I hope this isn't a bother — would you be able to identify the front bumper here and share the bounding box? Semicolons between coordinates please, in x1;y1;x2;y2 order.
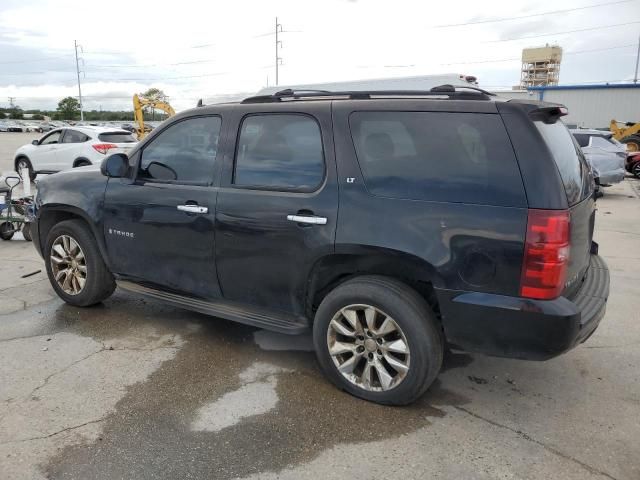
437;254;609;360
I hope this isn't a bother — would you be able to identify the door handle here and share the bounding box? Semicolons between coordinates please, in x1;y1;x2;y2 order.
177;205;208;214
287;214;327;225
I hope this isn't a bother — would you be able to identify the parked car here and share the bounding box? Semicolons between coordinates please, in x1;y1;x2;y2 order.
31;88;609;405
6;123;24;132
0;122;8;132
36;122;56;133
571;129;626;186
627;151;640;178
13;126;137;181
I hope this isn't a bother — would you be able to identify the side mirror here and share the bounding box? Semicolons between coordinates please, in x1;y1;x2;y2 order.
32;139;39;145
100;153;129;178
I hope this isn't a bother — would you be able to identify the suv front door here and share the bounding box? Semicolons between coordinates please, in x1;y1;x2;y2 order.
215;103;338;317
103;115;224;299
31;129;63;171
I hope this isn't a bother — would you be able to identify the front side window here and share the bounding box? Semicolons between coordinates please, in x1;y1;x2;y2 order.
40;130;62;145
349;111;526;206
234;114;324;190
139;116;221;184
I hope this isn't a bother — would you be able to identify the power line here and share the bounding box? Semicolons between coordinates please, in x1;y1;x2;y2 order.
434;0;636;27
486;20;640;42
0;53;74;66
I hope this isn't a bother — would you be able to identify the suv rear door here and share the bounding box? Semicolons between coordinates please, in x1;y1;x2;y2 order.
215;102;338;316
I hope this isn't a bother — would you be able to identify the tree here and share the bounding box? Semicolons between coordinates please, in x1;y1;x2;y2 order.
0;112;5;119
140;88;167;121
57;97;80;120
32;114;44;120
9;109;23;119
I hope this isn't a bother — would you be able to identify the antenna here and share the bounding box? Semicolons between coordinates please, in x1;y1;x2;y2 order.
275;17;283;85
74;40;84;121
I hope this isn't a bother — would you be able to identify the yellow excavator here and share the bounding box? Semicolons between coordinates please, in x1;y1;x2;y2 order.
133;93;175;140
610;119;640;152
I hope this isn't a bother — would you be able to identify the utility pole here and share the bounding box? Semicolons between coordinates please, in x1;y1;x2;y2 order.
74;40;84;121
8;97;15;109
275;17;283;85
634;31;640;84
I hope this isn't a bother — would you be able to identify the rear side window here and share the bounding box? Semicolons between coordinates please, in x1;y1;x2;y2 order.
99;132;136;143
536;121;591;205
349;112;526;206
572;133;590;148
62;130;89;143
234;114;324;191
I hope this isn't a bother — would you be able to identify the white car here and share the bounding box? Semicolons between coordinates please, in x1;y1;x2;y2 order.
14;126;137;181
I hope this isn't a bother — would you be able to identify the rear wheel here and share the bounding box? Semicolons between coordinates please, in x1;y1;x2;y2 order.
22;223;32;242
74;159;91;168
44;219;115;306
313;275;443;405
621;135;640;153
633;162;640;179
15;157;36;182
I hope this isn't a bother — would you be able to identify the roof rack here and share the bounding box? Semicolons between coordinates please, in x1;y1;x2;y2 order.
241;85;495;104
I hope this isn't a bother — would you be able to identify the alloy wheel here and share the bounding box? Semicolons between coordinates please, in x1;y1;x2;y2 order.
327;304;410;392
50;235;87;295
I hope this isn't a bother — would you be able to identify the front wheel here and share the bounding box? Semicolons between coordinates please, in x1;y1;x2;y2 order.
0;222;15;241
44;219;116;306
313;276;443;405
15;157;36;182
633;162;640;179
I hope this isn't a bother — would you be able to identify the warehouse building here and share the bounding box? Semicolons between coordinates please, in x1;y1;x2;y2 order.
491;83;640;129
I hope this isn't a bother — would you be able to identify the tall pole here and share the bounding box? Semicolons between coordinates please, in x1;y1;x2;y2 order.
275;17;282;86
74;40;84;121
634;31;640;84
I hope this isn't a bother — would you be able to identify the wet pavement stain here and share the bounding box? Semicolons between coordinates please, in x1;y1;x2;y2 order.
28;292;471;480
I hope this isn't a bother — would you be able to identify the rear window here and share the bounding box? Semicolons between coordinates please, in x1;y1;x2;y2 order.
98;132;137;143
349;112;526;206
536;121;592;205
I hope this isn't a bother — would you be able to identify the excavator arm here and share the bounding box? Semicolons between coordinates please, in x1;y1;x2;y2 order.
133;94;176;140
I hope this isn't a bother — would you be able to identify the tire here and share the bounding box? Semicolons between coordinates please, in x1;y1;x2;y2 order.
633;162;640;179
313;275;444;405
22;223;32;242
621;135;640;153
44;219;116;307
15;156;36;182
0;222;15;241
74;159;91;168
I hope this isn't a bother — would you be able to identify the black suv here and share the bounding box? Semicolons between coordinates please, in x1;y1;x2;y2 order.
32;87;609;405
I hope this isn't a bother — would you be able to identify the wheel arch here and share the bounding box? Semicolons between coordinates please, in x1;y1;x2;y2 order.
305;248;443;321
72;157;92;168
37;206;111;269
14;154;31;170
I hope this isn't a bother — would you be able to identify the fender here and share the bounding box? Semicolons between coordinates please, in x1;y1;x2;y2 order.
34;168;111;268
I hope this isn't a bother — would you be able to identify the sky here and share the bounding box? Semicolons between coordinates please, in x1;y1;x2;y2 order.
0;0;639;112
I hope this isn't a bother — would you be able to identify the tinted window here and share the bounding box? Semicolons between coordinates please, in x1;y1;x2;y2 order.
99;132;136;143
40;130;62;145
62;130;89;143
349;112;526;206
572;133;590;148
536;121;591;205
139;116;221;184
234;114;324;190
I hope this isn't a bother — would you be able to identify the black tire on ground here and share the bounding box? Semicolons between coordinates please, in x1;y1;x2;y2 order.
14;156;36;182
44;219;116;307
633;162;640;179
621;135;640;153
0;222;15;241
313;275;444;405
22;223;32;242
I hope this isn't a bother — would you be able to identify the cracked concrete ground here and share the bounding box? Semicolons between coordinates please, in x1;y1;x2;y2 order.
0;134;639;479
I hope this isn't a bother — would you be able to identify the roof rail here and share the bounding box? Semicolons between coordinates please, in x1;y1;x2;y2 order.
241;85;495;104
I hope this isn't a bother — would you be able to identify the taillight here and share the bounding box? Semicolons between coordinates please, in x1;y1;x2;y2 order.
92;143;117;154
520;209;570;300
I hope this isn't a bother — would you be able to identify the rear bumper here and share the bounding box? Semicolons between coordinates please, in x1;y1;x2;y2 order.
437;254;609;360
596;168;625;185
